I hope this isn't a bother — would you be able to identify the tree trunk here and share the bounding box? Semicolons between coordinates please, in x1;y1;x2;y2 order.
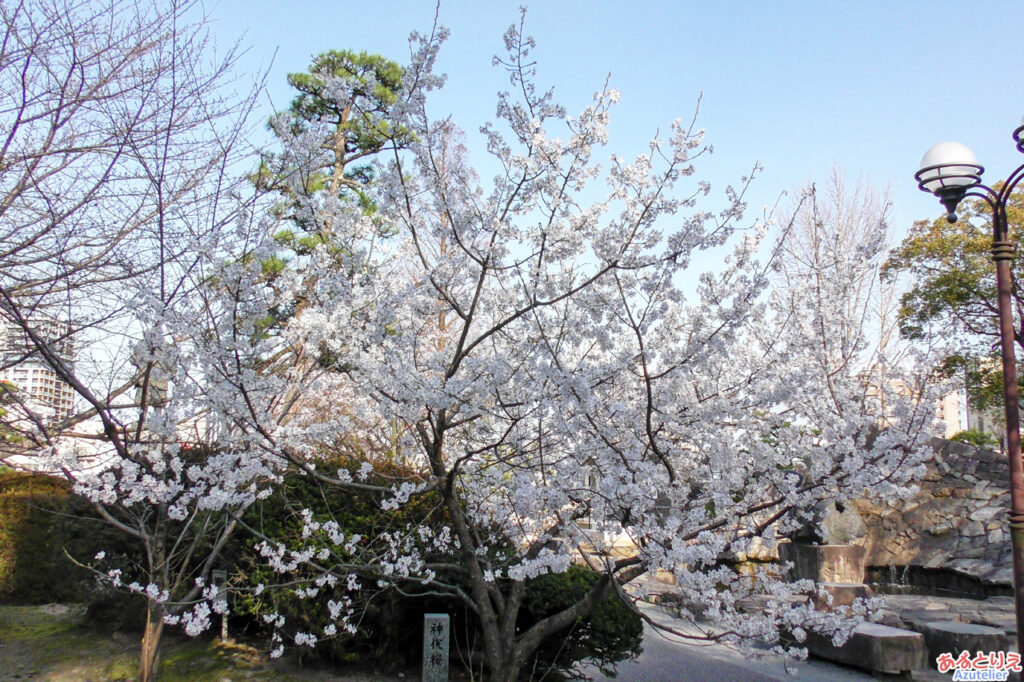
139;600;164;682
493;656;523;682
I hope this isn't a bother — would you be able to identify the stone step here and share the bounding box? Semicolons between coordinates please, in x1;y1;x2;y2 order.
968;609;1018;636
813;582;873;611
916;620;1009;666
806;622;927;674
736;593;809;615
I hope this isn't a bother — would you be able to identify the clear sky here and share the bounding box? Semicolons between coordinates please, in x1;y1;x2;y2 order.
207;0;1023;244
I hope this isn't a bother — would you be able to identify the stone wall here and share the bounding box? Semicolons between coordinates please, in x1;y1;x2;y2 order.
851;438;1010;586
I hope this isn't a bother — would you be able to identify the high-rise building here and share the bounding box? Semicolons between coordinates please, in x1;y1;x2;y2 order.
0;317;75;422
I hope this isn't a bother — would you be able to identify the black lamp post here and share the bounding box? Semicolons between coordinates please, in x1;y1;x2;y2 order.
915;118;1024;656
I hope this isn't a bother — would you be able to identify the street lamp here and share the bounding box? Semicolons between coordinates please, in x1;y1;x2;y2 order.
916;119;1024;656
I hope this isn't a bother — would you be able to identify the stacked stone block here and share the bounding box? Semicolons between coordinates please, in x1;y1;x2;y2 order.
852;438;1011;587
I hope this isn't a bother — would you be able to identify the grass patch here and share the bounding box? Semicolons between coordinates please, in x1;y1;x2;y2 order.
0;604;137;679
0;605;80;639
157;638;265;681
0;603;407;680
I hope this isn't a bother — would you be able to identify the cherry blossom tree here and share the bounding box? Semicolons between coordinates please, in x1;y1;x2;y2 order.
216;15;940;681
0;1;267;679
0;3;940;678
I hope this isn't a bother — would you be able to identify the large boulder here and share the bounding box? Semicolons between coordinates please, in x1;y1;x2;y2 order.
821;502;867;545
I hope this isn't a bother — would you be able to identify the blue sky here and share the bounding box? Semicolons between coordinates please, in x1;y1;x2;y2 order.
208;0;1023;243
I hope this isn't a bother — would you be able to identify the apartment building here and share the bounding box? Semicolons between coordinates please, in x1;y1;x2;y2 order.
0;317;75;421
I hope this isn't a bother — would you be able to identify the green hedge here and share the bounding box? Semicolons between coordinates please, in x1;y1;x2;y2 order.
230;458;642;678
0;471;128;604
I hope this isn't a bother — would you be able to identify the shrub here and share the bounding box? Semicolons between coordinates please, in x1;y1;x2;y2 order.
230;456;446;668
951;428;1000;449
520;565;643;679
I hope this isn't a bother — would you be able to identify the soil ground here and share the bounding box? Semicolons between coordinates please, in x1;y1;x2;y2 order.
0;603;410;681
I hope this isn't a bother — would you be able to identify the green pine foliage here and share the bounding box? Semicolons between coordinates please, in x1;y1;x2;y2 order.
256;49;412;248
252;50;410;341
285;51;411;155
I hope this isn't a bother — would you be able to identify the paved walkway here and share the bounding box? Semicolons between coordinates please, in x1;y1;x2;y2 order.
582;602;875;682
589;575;1019;682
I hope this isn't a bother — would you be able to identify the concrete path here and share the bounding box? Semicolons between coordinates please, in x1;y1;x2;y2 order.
581;603;875;682
578;574;1020;681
